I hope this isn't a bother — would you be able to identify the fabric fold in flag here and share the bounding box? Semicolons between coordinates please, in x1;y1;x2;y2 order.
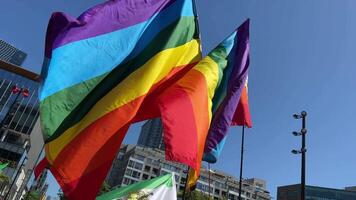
39;0;200;199
96;173;176;200
202;19;251;164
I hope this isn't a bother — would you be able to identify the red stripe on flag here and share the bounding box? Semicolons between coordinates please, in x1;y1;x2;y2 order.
231;86;252;128
34;158;49;180
158;69;210;170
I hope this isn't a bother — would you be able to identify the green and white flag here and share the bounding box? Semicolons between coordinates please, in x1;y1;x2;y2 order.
97;173;177;200
0;162;8;171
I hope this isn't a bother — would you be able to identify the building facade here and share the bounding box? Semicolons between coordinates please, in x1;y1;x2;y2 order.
0;59;41;199
277;184;356;200
106;145;271;200
0;40;27;66
137;118;165;150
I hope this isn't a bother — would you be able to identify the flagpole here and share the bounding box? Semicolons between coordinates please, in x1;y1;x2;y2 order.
192;0;203;57
183;2;200;199
208;163;211;199
238;126;245;200
192;0;200;40
182;166;190;200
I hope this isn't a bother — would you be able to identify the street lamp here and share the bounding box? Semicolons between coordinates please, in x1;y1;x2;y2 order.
291;111;307;200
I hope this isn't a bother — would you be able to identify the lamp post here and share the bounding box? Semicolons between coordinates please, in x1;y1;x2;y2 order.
291;111;307;200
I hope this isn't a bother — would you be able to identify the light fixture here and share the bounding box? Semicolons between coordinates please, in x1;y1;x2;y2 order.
291;149;301;154
292;131;302;136
293;114;302;119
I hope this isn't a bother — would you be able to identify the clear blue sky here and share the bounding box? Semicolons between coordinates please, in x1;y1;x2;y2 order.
1;0;356;198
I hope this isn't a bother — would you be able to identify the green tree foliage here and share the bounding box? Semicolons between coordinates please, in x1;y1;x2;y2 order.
22;191;40;200
58;181;112;199
0;172;9;184
98;181;112;196
57;189;67;200
178;190;213;200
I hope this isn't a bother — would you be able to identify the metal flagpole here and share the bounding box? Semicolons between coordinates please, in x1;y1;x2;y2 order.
238;126;245;200
208;163;211;199
192;0;202;56
182;166;190;200
192;0;201;41
183;1;201;199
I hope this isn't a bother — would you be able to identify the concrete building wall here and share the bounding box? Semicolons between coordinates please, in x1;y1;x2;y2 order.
107;145;271;200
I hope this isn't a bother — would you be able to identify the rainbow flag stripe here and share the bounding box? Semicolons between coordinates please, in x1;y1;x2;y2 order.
39;0;200;198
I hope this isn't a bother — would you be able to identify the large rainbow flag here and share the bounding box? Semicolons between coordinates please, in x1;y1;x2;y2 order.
202;19;251;164
37;0;201;199
156;19;251;190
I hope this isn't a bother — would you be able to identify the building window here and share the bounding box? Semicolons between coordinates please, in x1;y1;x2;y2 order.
152;168;159;175
128;159;143;170
123;178;130;185
134;154;145;161
134;162;143;170
142;174;149;180
125;169;133;176
144;165;151;172
215;189;220;195
132;171;141;179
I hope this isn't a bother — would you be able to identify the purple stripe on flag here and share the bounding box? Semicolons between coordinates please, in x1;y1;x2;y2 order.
44;0;176;57
204;19;250;158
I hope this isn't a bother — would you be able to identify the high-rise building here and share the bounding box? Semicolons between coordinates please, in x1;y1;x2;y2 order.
0;40;27;66
0;59;40;199
106;145;271;200
137;118;165;150
345;186;356;192
277;184;356;200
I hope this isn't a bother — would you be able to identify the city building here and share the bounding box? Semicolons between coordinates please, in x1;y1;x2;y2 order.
0;40;27;66
277;184;356;200
0;59;41;199
106;145;271;200
137;118;165;150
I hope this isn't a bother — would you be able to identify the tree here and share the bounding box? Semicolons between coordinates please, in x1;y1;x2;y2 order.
98;181;112;195
58;181;112;199
22;191;40;200
178;190;212;200
57;189;67;200
0;172;9;184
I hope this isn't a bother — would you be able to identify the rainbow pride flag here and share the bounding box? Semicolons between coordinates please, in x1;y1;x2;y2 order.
156;19;251;190
203;19;251;164
202;19;251;165
38;0;200;198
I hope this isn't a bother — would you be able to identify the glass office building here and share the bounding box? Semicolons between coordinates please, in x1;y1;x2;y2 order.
277;184;356;200
0;40;27;66
137;118;165;150
0;60;39;181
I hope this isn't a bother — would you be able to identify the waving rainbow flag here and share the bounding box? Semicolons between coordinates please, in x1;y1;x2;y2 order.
38;0;200;199
202;19;251;164
156;19;251;190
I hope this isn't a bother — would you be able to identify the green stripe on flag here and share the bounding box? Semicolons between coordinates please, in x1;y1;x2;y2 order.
0;163;8;171
97;173;174;200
